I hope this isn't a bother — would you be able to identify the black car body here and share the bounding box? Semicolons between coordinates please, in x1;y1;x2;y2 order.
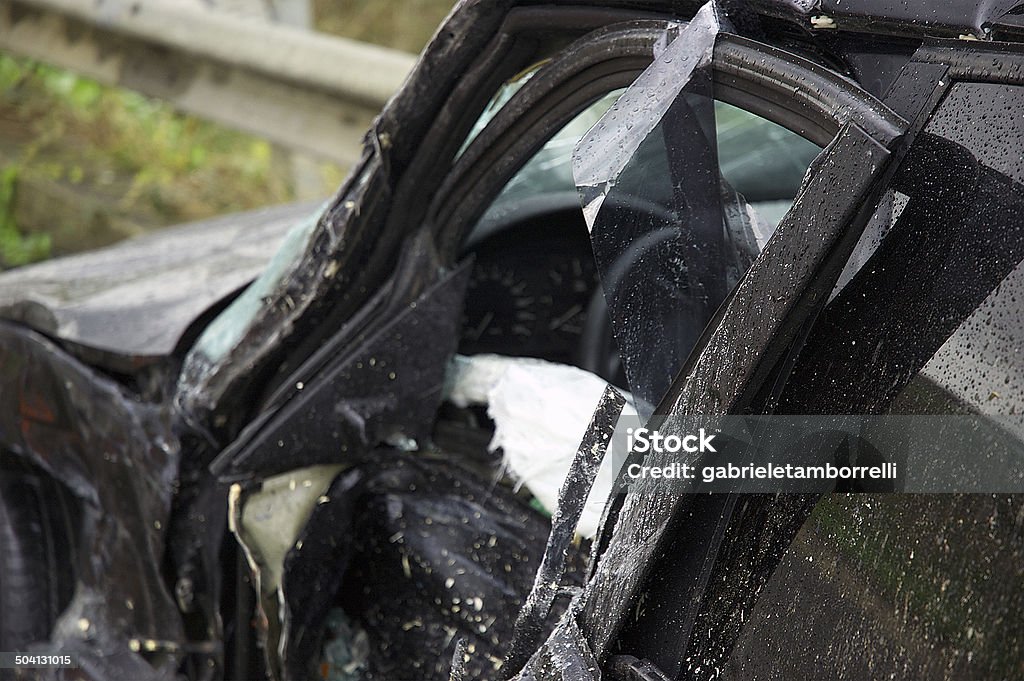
2;0;1024;679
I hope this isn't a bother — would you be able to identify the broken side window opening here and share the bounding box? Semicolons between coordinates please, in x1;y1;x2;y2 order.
572;2;820;419
219;10;748;678
555;41;1024;681
549;9;913;681
185;7;963;681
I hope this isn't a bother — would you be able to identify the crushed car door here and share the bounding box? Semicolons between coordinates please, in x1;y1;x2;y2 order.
715;44;1024;681
508;5;947;680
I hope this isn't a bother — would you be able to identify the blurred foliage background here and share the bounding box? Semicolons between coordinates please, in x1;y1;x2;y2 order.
0;0;456;268
315;0;455;52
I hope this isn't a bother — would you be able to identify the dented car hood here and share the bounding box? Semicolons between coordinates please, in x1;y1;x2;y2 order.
0;201;320;371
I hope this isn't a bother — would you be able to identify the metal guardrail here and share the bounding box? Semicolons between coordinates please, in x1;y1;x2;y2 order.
0;0;418;165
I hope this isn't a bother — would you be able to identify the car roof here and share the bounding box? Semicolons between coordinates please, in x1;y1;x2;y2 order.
582;0;1024;41
772;0;1024;38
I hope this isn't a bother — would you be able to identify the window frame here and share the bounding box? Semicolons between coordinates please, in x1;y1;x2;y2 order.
575;42;1024;680
513;31;935;681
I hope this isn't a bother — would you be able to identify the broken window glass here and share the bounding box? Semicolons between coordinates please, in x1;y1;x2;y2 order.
571;6;821;416
459;13;820;405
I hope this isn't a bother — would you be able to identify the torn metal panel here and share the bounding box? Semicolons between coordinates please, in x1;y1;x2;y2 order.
172;231;474;672
574;4;775;418
559;10;780;674
504;385;625;677
174;0;522;428
576;121;895;668
0;321;183;680
277;452;578;681
172;2;683;436
2;3;1022;681
189;234;474;676
209;239;472;481
565;4;922;669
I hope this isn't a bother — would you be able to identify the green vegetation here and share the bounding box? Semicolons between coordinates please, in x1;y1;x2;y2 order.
315;0;455;53
0;164;50;266
0;2;455;267
0;53;308;264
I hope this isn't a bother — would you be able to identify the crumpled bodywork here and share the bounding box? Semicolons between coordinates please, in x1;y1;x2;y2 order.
169;231;477;679
507;0;914;677
0;321;182;680
174;0;524;430
5;1;1024;680
0;202;314;373
211;240;472;482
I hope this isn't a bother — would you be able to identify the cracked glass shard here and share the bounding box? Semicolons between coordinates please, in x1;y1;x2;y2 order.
573;2;772;417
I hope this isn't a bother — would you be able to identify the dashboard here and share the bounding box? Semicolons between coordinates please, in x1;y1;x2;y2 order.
458;210;601;368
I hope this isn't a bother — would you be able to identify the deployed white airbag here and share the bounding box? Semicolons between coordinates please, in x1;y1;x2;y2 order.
444;354;636;538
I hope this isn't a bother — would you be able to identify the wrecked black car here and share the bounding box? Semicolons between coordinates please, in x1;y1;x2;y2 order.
2;0;1024;679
